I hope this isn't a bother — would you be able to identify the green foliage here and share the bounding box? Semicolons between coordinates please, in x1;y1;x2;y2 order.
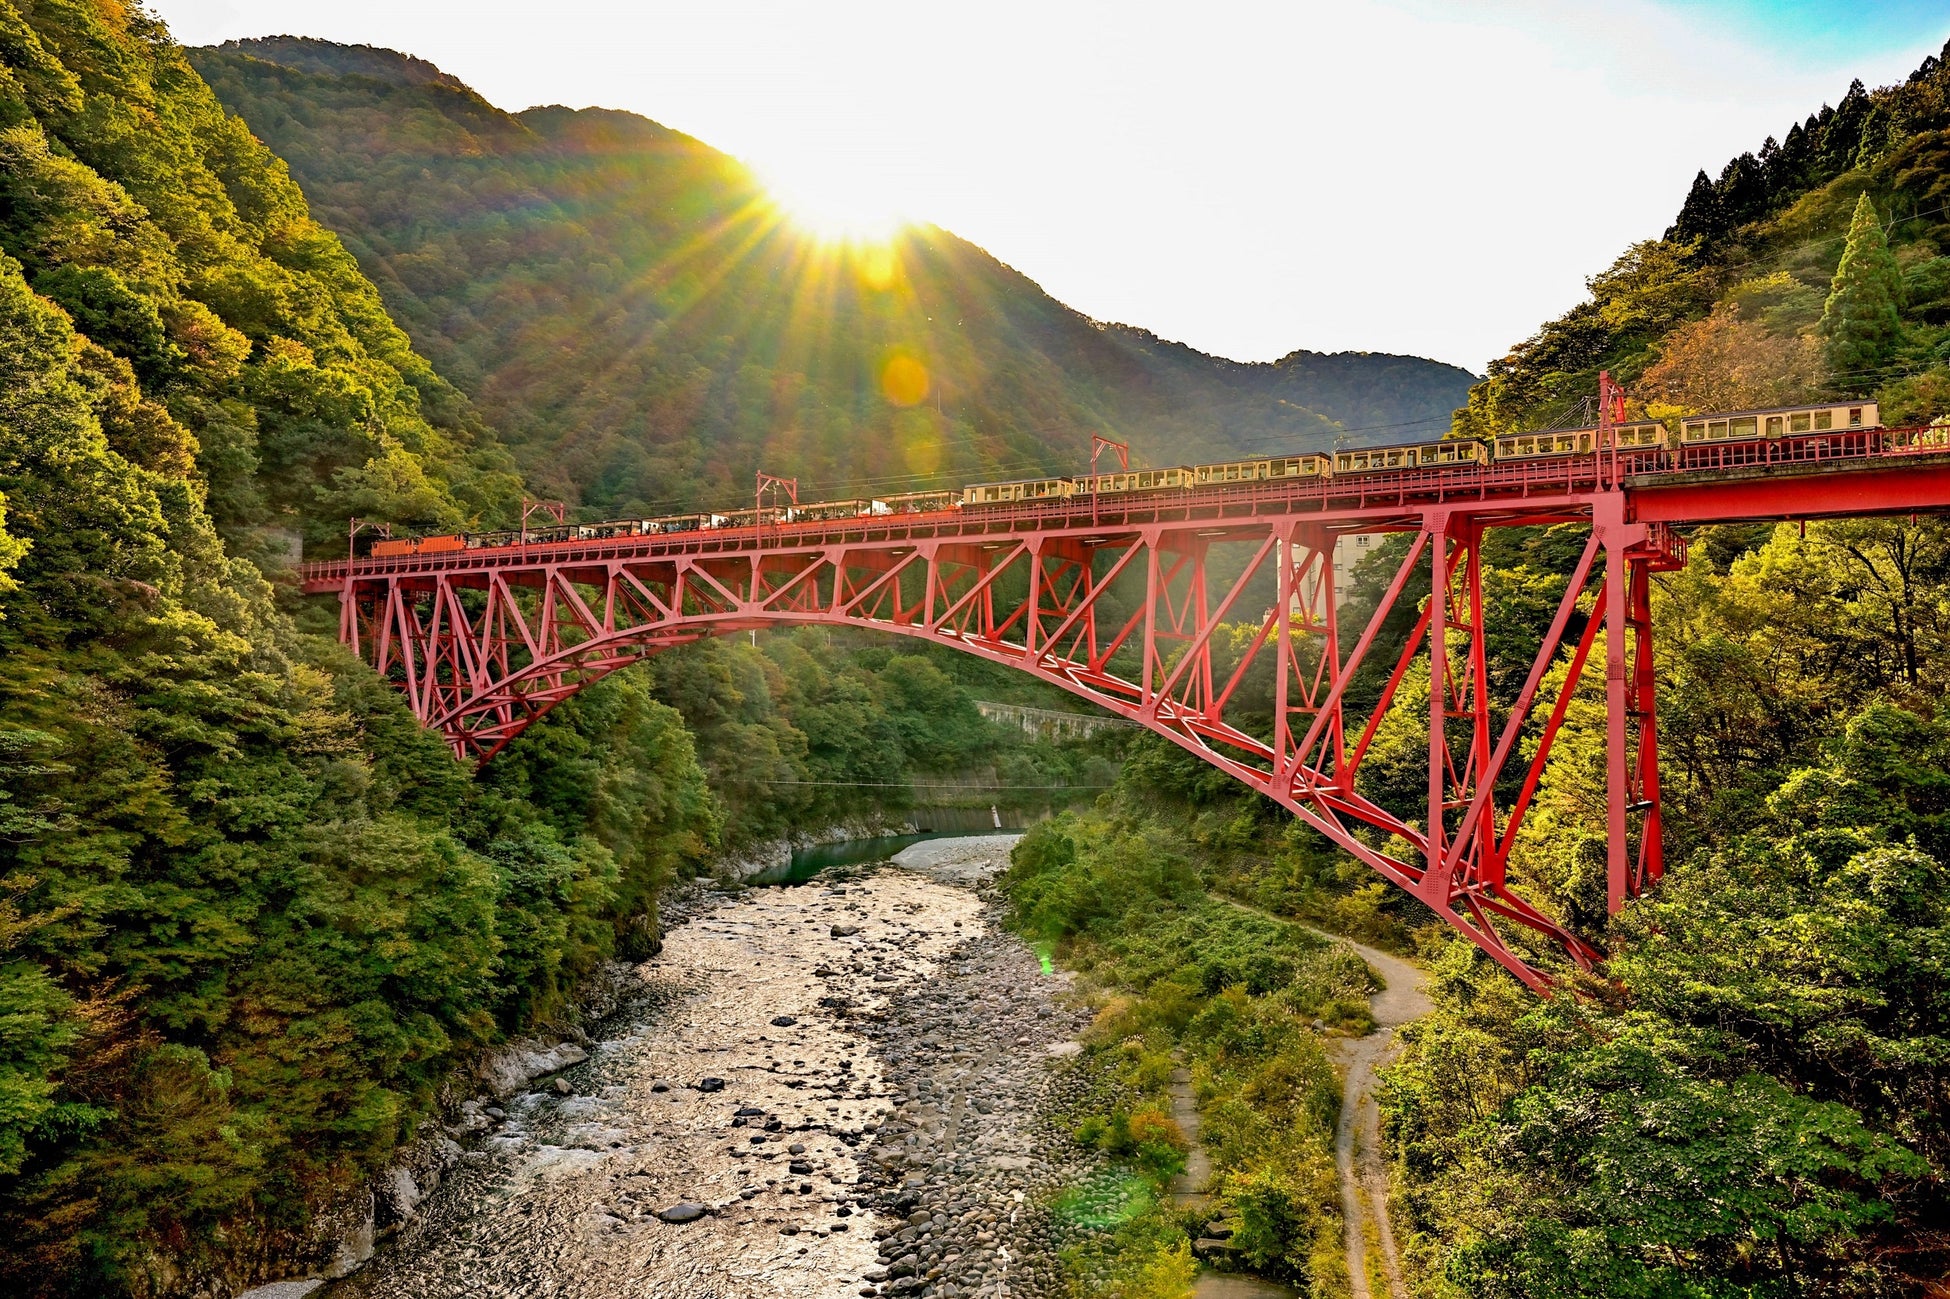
1381;525;1950;1294
0;1;518;553
1822;193;1904;376
0;8;729;1290
1004;782;1379;1295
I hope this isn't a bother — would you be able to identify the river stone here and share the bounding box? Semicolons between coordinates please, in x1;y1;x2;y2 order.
830;924;862;937
771;1015;798;1027
696;1077;727;1093
656;1201;709;1224
789;1159;814;1174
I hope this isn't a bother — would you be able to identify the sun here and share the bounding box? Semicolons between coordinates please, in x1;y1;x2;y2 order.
756;160;910;245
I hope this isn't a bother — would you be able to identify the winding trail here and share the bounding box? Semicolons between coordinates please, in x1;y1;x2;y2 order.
1201;901;1429;1299
1319;934;1429;1299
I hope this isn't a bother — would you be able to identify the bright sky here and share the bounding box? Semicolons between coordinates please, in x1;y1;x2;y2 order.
158;0;1947;373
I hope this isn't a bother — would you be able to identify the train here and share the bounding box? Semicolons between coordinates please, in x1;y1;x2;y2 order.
366;399;1889;558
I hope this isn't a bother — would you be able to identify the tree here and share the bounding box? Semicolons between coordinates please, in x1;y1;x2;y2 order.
1637;301;1826;414
1822;193;1903;377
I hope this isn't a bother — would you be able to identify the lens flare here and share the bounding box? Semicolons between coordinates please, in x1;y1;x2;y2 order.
880;353;930;407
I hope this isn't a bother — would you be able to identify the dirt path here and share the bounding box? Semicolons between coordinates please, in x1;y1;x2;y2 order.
1211;900;1429;1299
1321;934;1428;1299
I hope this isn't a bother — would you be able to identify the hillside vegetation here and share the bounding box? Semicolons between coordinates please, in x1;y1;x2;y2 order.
0;6;1093;1295
1376;37;1950;1299
189;37;1477;521
1457;38;1950;436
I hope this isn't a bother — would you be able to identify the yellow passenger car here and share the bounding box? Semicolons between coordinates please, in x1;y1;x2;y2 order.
1191;455;1331;484
1678;401;1879;445
1081;467;1191;494
962;477;1080;506
1493;422;1668;459
1333;440;1488;474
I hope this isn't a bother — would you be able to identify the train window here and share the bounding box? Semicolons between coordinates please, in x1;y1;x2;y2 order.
1814;411;1833;430
1791;413;1811;433
1765;416;1783;437
1730;417;1757;438
1849;407;1864;427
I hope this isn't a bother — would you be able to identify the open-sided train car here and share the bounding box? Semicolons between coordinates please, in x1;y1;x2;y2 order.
876;490;959;514
783;499;873;523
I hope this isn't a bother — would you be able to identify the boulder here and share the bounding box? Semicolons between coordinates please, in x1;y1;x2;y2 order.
656;1201;709;1224
477;1039;589;1100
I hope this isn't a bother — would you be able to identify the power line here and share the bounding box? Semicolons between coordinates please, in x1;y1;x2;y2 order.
745;779;1115;790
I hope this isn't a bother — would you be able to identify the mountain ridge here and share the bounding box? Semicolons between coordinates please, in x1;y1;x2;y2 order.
192;37;1477;519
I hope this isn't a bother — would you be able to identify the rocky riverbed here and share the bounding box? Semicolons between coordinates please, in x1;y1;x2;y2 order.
313;835;1099;1299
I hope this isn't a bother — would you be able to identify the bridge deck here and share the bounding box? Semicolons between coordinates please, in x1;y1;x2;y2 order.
300;440;1950;591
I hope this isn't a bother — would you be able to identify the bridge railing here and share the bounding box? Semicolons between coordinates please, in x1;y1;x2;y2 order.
297;424;1950;586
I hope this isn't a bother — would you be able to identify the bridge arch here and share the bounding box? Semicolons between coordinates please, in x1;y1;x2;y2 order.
306;447;1950;988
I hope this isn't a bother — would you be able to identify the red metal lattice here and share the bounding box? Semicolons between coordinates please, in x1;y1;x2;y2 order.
302;437;1950;989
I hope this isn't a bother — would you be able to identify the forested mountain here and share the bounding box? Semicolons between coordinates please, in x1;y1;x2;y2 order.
189;38;1477;523
1457;38;1950;437
0;6;1094;1295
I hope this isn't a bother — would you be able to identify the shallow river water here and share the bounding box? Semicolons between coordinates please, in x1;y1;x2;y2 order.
316;835;1106;1299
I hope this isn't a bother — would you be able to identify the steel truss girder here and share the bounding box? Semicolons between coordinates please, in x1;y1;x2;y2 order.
336;497;1684;990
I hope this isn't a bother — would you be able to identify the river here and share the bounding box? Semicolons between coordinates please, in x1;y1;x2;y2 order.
243;833;1417;1299
287;835;1103;1299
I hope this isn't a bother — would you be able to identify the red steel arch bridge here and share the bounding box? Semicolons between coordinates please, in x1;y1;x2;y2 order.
302;434;1950;989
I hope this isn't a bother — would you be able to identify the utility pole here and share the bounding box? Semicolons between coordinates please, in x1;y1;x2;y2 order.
1598;370;1625;489
756;470;799;514
520;497;566;547
348;517;391;564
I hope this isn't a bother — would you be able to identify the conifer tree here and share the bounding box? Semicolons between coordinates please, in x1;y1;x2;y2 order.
1822;193;1903;376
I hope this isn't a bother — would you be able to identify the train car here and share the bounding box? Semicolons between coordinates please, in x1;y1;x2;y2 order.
1191;454;1331;485
643;513;713;535
1677;401;1879;447
874;490;959;515
1080;467;1192;494
1493;422;1668;460
784;499;873;523
1334;439;1488;474
575;520;642;541
710;507;785;530
963;477;1079;506
369;534;467;558
467;530;519;549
